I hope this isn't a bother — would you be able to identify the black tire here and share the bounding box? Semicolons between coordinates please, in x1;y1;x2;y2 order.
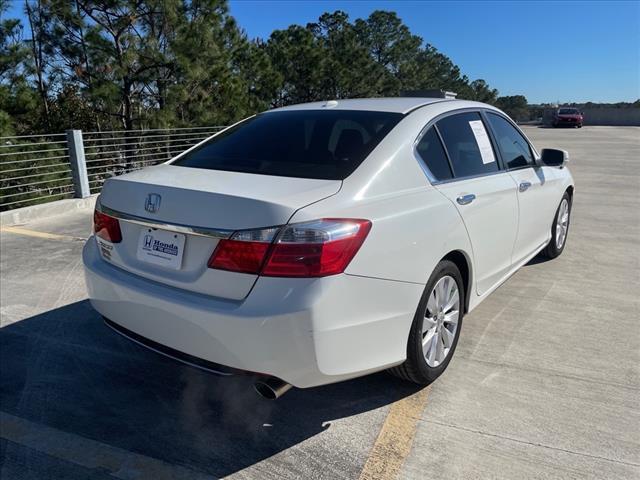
389;260;464;385
542;192;571;259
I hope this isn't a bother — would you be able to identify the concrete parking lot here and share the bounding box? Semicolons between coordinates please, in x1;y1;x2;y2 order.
1;126;639;479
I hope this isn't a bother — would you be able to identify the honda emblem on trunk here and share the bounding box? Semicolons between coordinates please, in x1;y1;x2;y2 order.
144;193;161;213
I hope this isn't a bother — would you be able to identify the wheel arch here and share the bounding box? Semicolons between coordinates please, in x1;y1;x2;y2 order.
441;250;472;314
566;185;574;201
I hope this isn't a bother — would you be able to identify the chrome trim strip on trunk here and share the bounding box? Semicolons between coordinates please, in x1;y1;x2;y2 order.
96;201;233;239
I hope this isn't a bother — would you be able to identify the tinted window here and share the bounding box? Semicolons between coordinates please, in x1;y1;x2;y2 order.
416;127;452;181
172;110;403;180
436;112;499;178
486;113;534;169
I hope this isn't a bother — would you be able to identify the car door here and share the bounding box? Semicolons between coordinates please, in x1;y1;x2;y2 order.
484;112;559;265
428;111;519;296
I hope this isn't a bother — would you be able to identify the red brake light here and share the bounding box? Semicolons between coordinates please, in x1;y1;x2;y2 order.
262;219;371;277
208;226;280;274
208;240;270;274
207;219;371;277
94;209;122;243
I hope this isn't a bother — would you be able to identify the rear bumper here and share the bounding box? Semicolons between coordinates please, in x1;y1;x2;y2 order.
83;237;423;388
554;118;582;126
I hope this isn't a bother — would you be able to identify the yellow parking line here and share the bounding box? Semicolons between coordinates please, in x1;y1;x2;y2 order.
0;225;85;242
358;386;431;480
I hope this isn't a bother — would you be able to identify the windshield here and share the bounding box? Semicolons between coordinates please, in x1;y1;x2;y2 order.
558;108;579;115
171;110;404;180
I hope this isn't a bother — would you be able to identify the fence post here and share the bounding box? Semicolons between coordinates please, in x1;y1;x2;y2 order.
66;129;90;198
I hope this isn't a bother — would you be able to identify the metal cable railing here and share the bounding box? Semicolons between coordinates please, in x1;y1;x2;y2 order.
0;126;226;211
81;127;224;194
0;134;73;210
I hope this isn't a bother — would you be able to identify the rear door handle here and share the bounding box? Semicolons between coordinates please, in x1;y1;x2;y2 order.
456;194;476;205
519;181;532;192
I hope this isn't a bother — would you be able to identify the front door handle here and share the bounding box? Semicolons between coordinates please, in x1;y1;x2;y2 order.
519;181;532;192
456;194;476;205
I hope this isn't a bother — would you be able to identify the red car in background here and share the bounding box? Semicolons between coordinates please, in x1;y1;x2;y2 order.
553;108;584;128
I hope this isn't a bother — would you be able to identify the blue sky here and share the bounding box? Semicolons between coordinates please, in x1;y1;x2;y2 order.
4;0;639;103
228;0;639;103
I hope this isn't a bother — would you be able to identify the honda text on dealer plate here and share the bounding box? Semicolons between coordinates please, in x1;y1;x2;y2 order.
83;98;574;399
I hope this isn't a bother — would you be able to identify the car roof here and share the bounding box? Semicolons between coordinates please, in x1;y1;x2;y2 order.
267;97;457;114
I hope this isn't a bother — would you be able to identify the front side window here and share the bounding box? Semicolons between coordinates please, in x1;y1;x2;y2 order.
416;127;453;181
436;112;500;178
486;113;534;169
172;110;403;180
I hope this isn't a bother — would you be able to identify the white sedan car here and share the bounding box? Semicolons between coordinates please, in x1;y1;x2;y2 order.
83;98;574;399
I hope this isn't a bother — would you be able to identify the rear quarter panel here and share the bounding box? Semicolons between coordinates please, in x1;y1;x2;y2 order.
292;188;471;286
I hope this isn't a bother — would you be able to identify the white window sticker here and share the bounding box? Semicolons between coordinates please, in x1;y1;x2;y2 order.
468;120;496;164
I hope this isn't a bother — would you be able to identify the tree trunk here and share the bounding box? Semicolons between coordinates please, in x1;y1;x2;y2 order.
122;85;134;131
25;0;51;129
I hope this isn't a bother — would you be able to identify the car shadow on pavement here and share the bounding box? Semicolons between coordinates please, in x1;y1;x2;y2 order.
525;252;553;266
0;300;419;478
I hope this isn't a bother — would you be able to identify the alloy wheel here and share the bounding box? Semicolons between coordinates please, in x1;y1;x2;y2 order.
555;198;570;249
422;275;460;367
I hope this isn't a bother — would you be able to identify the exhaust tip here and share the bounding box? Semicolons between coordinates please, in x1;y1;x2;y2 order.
254;377;291;400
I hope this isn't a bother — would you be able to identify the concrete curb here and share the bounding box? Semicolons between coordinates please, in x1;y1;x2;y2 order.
0;195;97;227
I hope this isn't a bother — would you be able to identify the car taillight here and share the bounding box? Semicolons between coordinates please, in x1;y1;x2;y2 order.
93;209;122;243
263;219;371;277
208;219;371;277
208;226;280;274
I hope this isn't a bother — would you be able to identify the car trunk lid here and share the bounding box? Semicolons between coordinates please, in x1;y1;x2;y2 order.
95;164;341;300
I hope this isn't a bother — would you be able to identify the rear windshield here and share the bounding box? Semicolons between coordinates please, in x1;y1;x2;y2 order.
171;110;403;180
558;108;579;115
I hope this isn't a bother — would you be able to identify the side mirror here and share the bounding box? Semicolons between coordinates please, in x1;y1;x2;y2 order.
538;148;569;167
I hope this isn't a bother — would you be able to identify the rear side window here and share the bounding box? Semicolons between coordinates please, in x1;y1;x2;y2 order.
486;113;534;169
436;112;499;178
172;110;403;180
416;127;452;181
